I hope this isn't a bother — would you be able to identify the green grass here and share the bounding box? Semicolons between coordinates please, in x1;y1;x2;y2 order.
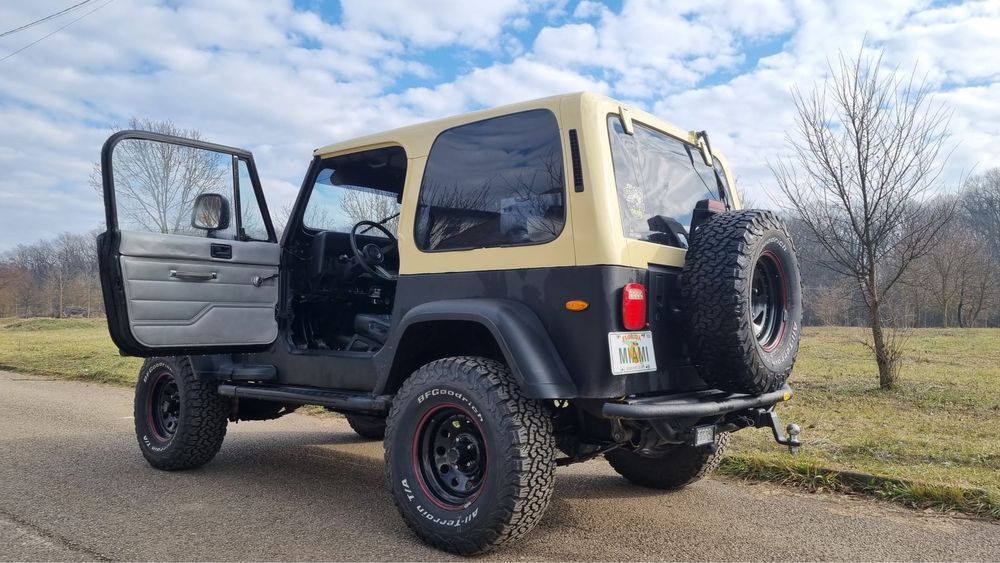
1;318;997;515
0;317;141;385
722;326;1000;518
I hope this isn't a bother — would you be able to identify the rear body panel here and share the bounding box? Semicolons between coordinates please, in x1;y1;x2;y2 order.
389;265;704;398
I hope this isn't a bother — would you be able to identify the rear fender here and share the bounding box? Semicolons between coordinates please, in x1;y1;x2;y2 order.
377;299;577;399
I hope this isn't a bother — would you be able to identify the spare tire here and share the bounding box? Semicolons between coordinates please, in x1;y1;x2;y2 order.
681;210;802;394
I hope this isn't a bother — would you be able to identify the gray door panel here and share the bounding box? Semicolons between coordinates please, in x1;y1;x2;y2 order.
119;231;279;264
118;231;279;349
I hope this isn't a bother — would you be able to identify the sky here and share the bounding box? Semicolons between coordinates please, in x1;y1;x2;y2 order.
1;0;998;250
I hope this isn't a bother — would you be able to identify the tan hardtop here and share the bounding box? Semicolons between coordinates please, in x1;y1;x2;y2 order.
311;90;738;275
312;91;713;161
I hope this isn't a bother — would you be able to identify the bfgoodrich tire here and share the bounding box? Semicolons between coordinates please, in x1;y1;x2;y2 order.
384;357;556;555
134;356;229;471
682;210;802;394
606;433;730;490
345;413;386;440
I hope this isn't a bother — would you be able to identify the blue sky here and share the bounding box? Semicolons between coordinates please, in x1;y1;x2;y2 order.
1;0;999;249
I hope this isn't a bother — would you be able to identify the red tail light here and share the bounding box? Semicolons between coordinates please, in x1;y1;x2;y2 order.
622;282;647;330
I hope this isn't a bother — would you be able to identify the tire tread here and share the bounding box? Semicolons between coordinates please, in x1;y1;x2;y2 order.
681;210;800;394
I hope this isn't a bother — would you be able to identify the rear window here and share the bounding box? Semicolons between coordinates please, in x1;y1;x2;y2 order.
414;109;565;251
608;116;727;241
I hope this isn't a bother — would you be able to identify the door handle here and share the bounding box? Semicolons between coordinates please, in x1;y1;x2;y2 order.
251;273;279;287
170;270;217;281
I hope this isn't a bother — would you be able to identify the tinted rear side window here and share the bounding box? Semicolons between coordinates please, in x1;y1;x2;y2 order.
415;109;565;251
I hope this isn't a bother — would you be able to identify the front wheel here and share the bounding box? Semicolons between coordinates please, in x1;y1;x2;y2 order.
384;357;556;555
134;356;229;471
605;433;731;490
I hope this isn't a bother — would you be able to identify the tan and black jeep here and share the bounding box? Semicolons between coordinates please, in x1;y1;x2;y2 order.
97;92;802;555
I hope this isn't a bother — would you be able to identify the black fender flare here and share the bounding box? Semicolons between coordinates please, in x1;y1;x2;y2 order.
377;298;577;399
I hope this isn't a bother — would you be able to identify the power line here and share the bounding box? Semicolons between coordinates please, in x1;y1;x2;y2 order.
0;1;94;38
0;0;114;64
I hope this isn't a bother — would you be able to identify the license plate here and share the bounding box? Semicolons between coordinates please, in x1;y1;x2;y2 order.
608;331;657;375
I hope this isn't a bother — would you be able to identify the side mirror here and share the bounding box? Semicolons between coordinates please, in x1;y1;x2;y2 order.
191;193;230;231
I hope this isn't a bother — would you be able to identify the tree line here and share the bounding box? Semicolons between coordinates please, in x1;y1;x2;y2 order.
1;165;996;324
790;176;999;329
0;230;102;318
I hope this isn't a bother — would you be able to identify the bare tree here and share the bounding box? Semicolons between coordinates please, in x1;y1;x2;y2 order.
1;232;101;318
340;187;400;235
90;118;229;234
772;48;953;389
733;177;757;209
962;169;1000;262
915;216;994;327
0;263;31;317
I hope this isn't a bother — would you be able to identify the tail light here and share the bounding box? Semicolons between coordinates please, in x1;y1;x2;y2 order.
622;282;647;330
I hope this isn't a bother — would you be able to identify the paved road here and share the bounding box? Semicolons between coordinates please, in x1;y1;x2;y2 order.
1;371;997;561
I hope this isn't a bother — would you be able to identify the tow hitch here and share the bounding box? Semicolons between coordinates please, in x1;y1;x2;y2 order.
755;409;801;454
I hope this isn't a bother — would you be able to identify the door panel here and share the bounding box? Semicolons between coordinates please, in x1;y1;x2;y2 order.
98;130;280;356
118;232;279;348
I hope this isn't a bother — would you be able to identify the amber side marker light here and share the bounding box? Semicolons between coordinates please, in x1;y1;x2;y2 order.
565;300;589;312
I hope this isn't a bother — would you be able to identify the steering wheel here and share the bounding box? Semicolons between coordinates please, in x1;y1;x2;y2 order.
349;221;398;281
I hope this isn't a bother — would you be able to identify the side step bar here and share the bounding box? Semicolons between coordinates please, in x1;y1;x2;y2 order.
217;383;392;416
602;384;793;419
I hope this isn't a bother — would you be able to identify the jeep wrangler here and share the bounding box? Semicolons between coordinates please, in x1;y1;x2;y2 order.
97;92;802;555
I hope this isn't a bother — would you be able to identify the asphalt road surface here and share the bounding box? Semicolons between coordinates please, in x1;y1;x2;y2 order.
1;370;997;561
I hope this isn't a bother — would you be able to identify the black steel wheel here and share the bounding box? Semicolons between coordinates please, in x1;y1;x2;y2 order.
751;250;787;351
384;357;555;555
134;356;229;471
416;406;487;507
147;369;180;441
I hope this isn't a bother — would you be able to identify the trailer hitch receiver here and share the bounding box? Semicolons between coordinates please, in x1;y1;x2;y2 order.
755;409;801;454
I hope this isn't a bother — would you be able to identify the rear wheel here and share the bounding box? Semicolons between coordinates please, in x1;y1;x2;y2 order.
345;413;386;440
384;357;555;555
605;433;731;490
134;356;228;471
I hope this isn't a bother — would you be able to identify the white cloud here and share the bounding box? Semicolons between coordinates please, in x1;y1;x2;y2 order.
339;0;531;50
0;0;998;248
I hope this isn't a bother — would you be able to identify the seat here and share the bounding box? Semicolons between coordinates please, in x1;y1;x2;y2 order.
353;313;391;344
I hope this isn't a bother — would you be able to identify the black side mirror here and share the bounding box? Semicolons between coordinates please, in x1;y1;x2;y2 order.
191;193;230;231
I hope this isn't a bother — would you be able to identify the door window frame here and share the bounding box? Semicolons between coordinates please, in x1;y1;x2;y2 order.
101;130;277;243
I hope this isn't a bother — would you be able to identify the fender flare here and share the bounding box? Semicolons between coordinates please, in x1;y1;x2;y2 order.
378;298;578;399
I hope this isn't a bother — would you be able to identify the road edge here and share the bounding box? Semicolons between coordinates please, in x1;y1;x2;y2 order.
719;455;1000;520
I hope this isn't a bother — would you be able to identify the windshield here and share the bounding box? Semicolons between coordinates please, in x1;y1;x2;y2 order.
303;146;406;238
607;116;728;242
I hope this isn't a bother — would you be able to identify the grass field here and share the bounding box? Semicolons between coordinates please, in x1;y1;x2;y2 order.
1;318;997;515
0;318;141;385
722;327;1000;517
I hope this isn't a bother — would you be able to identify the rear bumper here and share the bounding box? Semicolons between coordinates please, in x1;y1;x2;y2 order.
602;384;792;419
